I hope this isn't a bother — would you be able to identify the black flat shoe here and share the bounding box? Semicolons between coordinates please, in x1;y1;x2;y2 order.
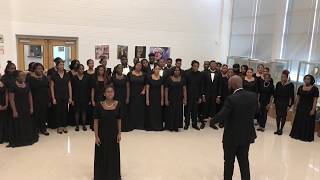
184;126;189;130
200;123;205;129
278;130;283;135
274;131;279;135
83;126;87;131
75;127;79;131
41;131;50;136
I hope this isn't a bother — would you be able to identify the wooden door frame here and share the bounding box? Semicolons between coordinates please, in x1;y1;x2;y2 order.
16;35;78;70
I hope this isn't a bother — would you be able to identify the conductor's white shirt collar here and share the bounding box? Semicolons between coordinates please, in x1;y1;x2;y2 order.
233;88;243;94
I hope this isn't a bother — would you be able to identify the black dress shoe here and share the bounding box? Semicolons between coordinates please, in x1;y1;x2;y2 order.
75;127;79;131
218;123;224;128
184;126;189;130
41;131;50;136
200;123;205;129
210;124;218;130
83;126;87;131
274;131;279;135
192;125;200;130
278;130;283;135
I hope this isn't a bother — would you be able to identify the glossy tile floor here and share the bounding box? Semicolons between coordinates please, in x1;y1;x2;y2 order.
1;119;320;180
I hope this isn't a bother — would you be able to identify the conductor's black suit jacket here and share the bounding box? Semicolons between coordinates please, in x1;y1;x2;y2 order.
215;89;258;145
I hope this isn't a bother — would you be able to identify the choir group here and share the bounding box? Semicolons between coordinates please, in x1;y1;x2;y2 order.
0;53;319;150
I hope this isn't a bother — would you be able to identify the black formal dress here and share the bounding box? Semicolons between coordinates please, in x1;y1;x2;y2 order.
258;81;274;128
68;71;76;126
8;84;38;147
111;75;130;132
146;76;163;131
165;77;186;131
92;78;111;103
51;72;70;128
243;78;259;94
128;72;146;130
273;82;295;132
94;102;121;180
84;71;95;127
215;89;258;180
0;82;8;143
47;67;57;129
72;75;90;113
290;86;319;142
28;75;50;133
184;70;203;127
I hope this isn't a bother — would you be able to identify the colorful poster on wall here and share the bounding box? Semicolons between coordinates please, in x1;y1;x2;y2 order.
0;34;4;43
135;46;146;58
95;45;109;60
150;47;170;60
117;45;128;59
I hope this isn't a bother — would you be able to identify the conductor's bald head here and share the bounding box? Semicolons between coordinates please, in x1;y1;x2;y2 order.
228;75;243;92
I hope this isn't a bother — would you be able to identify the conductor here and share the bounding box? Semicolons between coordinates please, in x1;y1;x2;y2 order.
215;75;257;180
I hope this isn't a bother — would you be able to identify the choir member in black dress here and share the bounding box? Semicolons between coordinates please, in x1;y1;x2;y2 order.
273;70;294;135
253;64;264;80
94;85;121;180
85;59;95;129
184;60;203;130
290;75;319;142
257;73;274;132
243;68;259;94
73;64;90;131
120;55;132;75
68;60;80;126
240;65;248;79
164;67;187;131
146;64;164;131
26;62;35;82
47;57;62;129
216;62;222;70
28;63;50;136
0;61;17;143
111;64;130;132
91;65;111;108
8;71;38;147
50;60;73;134
99;55;112;77
128;62;146;130
0;74;9;144
133;57;139;65
203;61;222;129
141;58;151;74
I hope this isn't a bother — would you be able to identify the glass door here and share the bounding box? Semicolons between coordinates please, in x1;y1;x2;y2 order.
48;40;77;70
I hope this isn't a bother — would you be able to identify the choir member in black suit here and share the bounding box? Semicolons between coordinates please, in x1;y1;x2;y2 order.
218;64;229;111
0;74;9;144
184;60;203;130
146;64;164;131
215;75;257;180
164;67;187;131
72;64;90;131
198;61;210;129
243;68;259;94
111;64;130;132
0;61;17;143
28;63;50;136
50;60;73;134
290;75;319;142
273;70;294;135
157;59;166;77
141;58;151;74
85;59;95;129
257;73;274;132
91;65;111;108
148;53;156;70
166;58;173;69
47;57;61;129
94;85;121;180
240;65;248;79
120;55;132;75
203;61;222;129
9;71;38;147
128;62;146;130
68;60;80;126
